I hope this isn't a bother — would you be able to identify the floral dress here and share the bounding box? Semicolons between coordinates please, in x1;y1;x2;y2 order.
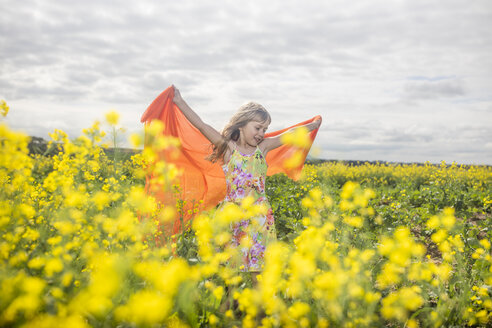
220;145;277;272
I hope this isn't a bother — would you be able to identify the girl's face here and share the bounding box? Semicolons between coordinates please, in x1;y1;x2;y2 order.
240;120;269;147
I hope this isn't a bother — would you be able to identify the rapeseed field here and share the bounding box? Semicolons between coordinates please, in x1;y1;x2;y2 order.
1;105;491;327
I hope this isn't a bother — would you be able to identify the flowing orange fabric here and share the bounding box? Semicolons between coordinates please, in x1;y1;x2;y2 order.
141;86;321;235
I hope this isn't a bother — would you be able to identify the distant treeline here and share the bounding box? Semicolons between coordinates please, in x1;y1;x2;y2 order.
27;136;140;159
28;136;489;168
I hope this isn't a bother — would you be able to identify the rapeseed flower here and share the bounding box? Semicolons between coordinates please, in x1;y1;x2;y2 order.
115;290;172;325
381;286;424;322
280;126;311;149
129;133;143;148
0;100;9;117
105;110;120;125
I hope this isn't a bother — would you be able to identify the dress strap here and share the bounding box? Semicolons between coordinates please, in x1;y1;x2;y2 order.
230;142;259;157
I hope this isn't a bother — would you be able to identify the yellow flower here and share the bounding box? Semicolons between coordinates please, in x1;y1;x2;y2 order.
381;287;423;322
288;301;310;319
105;110;120;125
115;290;172;325
433;263;452;281
92;191;111;210
475;310;489;325
240;236;253;249
377;262;403;288
341;181;358;199
28;257;45;269
129;133;143;148
479;239;491;250
62;272;73;287
0;99;9;117
127;186;156;213
407;318;419;328
214;232;231;246
145;120;165;136
283;150;304;169
51;287;64;299
426;215;440;230
160;206;176;223
360;249;375;262
45;258;64;277
23;276;46;294
343;215;364;228
280;126;310;149
209;314;219;325
213;286;224;301
431;229;447;244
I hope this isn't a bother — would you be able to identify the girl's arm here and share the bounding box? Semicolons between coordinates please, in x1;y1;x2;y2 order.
261;118;321;155
172;86;224;147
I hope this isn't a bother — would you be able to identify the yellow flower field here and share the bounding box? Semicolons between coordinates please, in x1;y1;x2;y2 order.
1;106;491;327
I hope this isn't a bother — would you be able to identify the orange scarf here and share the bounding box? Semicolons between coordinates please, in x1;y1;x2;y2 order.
141;86;321;236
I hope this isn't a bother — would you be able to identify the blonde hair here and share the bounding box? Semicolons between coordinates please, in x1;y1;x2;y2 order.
207;102;271;163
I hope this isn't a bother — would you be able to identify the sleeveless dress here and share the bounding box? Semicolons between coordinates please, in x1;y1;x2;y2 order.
220;145;277;272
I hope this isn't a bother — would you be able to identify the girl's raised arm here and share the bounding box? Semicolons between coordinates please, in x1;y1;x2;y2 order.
172;86;224;147
261;118;322;156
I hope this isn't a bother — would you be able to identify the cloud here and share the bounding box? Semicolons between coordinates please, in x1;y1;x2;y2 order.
1;0;491;164
314;120;492;164
403;78;466;100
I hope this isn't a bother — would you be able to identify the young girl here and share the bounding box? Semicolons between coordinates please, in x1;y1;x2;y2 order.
172;85;321;273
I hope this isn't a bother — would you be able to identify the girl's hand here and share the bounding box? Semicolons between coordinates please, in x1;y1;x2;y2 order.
304;118;322;133
172;85;183;105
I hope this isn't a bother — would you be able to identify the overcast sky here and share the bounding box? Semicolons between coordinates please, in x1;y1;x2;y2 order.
1;0;491;164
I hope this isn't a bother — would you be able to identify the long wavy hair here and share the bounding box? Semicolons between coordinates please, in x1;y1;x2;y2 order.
207;102;271;163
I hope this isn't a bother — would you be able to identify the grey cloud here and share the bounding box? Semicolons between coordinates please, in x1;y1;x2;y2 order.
403;79;466;100
381;129;434;143
1;0;492;164
316;120;492;164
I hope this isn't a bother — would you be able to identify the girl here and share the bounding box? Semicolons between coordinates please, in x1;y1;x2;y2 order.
172;85;321;274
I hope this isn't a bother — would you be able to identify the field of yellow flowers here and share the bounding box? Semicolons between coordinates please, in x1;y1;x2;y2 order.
1;105;491;327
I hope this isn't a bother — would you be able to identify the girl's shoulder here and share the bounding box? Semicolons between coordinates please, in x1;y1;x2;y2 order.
258;141;269;158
